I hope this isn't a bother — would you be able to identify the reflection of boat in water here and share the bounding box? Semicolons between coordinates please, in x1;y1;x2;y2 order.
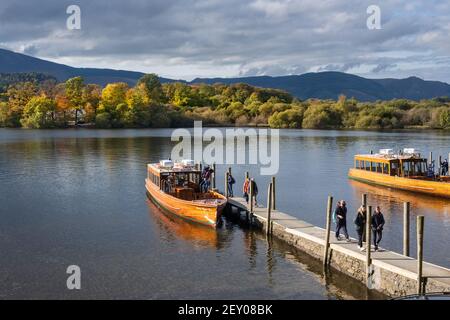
147;198;220;248
348;149;450;198
145;159;227;228
349;180;450;213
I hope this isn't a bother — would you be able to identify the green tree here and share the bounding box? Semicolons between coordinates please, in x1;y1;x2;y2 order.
65;77;84;125
302;103;342;129
20;96;57;128
136;74;165;104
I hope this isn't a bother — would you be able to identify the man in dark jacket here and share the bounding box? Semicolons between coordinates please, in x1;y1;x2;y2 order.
441;159;449;176
372;206;385;251
354;206;366;250
335;200;350;241
227;173;235;197
250;178;258;206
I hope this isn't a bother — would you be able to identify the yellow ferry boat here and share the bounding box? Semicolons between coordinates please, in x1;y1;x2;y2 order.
348;149;450;198
145;159;227;228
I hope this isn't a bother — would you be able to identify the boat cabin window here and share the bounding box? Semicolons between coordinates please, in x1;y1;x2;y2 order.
158;171;202;194
354;156;428;177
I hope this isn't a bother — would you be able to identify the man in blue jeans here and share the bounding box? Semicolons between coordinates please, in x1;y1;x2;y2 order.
335;200;350;242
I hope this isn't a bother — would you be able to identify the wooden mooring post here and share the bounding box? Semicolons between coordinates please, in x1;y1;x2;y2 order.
323;196;333;268
249;178;254;218
244;171;249;220
417;215;425;295
366;205;372;287
224;171;229;198
403;202;410;256
212;163;216;189
266;183;273;236
362;193;367;207
271;176;276;210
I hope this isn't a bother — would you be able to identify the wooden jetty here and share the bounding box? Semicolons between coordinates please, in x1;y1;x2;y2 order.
225;179;450;298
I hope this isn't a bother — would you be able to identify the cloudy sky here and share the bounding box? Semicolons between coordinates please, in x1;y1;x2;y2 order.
0;0;449;81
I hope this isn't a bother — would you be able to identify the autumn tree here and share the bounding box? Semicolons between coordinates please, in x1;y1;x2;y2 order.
4;82;37;127
20;96;57;128
65;77;84;125
136;74;165;104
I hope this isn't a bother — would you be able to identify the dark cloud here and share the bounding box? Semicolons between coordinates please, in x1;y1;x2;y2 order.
0;0;449;81
372;63;397;73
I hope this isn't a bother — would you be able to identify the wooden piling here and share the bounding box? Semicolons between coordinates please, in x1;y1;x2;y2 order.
429;152;433;165
323;196;333;268
417;215;425;295
366;205;372;286
266;183;273;236
403;202;410;256
249;179;254;215
225;171;229;198
212;163;216;189
439;156;442;175
244;172;249;220
271;176;276;210
362;193;367;207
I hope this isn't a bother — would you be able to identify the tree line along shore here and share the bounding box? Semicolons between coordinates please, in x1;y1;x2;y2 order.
0;73;450;129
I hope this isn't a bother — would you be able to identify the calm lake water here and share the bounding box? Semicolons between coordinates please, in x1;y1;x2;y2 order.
0;128;449;299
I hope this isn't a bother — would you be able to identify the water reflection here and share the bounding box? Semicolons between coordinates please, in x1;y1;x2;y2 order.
349;180;450;216
147;199;221;249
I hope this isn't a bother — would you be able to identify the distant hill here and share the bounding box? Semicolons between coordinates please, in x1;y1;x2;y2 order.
1;48;450;101
192;72;450;101
0;48;175;86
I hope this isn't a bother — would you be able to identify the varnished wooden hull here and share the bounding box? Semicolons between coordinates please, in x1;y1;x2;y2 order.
348;168;450;198
145;178;227;228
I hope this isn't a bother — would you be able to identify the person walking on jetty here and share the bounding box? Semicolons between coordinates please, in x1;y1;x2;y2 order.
441;158;449;176
334;200;350;242
250;178;259;206
243;178;250;203
371;206;385;251
354;205;366;251
227;172;235;197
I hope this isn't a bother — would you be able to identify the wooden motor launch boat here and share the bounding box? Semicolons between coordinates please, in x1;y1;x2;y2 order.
145;159;227;228
348;148;450;198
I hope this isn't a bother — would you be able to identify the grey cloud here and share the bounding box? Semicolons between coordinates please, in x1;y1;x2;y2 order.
372;63;397;73
0;0;449;81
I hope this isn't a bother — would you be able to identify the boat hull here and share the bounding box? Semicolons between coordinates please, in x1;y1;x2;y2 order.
145;178;227;228
348;168;450;198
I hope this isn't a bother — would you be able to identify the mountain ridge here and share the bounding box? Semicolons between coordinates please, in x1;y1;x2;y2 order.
1;48;450;101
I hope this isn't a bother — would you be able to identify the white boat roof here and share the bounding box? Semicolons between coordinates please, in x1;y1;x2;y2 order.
147;162;201;174
355;153;426;161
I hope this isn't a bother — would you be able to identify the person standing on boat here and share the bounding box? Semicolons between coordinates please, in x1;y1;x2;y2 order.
354;206;366;250
204;167;213;192
243;178;250;203
334;200;350;241
371;206;385;251
227;173;235;197
199;165;210;192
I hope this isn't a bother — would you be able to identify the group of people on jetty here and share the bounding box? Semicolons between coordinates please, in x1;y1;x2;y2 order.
334;200;385;251
199;167;385;252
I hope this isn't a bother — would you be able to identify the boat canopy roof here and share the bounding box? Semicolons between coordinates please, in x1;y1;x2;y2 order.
354;153;427;164
147;162;201;175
